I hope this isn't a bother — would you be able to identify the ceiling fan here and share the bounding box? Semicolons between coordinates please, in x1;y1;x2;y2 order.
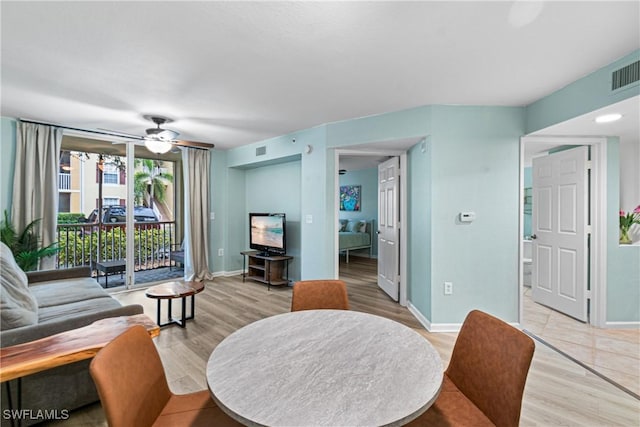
140;115;214;153
109;115;215;154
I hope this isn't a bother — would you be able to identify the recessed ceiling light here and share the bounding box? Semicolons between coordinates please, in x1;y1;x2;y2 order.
595;113;622;123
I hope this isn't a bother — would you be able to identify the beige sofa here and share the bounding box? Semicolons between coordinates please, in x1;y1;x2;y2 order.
0;242;143;426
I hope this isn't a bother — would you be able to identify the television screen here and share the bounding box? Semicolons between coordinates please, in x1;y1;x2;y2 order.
250;213;286;255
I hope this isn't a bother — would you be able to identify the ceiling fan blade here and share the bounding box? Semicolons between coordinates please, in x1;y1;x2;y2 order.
111;139;144;146
97;128;144;139
173;140;215;149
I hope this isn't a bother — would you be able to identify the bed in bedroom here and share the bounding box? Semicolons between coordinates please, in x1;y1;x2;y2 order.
338;219;374;263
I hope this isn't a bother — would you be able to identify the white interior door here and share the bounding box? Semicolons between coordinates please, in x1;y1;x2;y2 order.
531;146;589;322
378;157;399;301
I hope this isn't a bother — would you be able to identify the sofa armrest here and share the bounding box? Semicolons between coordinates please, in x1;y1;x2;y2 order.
26;267;91;284
0;304;144;347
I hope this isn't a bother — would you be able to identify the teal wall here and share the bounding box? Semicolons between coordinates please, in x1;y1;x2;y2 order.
408;138;432;319
606;138;640;323
225;103;525;325
225;125;331;280
245;160;302;281
429;106;524;323
224;166;247;274
0;118;17;215
210;150;229;274
327;106;431;148
339;167;378;257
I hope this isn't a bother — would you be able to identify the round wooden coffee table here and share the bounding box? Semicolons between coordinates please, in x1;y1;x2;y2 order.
145;281;205;328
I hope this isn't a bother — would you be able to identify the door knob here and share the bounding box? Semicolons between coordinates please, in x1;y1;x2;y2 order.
531;234;537;240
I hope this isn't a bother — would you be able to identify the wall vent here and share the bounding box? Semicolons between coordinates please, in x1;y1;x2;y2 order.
611;60;639;91
256;146;266;156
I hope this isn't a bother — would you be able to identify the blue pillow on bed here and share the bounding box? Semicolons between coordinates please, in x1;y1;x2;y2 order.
346;220;367;233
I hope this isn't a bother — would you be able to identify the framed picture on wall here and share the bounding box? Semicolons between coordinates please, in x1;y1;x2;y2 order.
340;185;361;211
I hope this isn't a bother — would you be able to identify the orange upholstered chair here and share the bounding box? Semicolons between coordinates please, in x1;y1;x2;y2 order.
89;325;241;427
291;280;350;311
407;310;535;427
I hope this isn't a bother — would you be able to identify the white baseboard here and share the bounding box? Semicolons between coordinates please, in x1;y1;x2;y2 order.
407;301;462;333
605;321;640;329
212;269;243;278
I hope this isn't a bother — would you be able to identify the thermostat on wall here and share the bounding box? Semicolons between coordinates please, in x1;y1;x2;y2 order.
459;212;476;223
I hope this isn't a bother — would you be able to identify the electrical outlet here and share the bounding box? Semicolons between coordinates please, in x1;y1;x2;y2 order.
444;282;453;295
218;248;224;257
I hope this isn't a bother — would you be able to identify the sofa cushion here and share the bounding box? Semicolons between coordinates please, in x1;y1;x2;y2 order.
0;241;38;330
29;277;110;308
37;297;124;324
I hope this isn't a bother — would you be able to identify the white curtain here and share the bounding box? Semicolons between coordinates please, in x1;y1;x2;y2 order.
11;122;62;270
182;148;214;281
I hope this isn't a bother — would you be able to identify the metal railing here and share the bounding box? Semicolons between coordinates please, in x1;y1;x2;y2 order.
58;173;71;190
55;221;178;273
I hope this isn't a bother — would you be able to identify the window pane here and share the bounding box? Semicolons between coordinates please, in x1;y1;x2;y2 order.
103;163;119;184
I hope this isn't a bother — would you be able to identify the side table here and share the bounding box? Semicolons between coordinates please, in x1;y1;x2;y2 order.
95;259;126;288
145;281;205;328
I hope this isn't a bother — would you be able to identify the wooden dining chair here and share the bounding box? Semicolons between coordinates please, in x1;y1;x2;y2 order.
89;325;241;427
406;309;535;427
291;280;350;311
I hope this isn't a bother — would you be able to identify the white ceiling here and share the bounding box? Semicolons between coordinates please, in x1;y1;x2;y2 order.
1;1;639;150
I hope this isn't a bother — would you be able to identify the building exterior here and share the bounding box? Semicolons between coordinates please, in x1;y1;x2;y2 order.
58;151;175;221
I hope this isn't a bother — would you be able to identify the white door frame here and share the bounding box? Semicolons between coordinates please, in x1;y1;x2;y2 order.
334;149;408;306
519;136;608;327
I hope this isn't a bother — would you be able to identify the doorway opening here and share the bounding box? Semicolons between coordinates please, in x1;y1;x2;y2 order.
334;147;409;306
519;136;607;329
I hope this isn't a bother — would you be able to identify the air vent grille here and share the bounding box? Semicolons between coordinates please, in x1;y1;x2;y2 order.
256;146;266;156
611;60;639;91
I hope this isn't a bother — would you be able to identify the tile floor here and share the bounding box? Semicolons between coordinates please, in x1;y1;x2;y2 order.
522;287;640;397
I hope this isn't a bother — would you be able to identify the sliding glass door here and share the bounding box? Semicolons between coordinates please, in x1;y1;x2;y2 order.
56;135;182;289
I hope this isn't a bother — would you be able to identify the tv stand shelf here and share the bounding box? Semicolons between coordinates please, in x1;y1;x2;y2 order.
241;251;293;290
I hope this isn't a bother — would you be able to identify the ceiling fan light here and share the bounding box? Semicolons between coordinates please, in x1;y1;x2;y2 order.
144;138;172;154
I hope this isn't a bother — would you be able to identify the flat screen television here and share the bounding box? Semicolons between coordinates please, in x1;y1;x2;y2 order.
249;213;286;256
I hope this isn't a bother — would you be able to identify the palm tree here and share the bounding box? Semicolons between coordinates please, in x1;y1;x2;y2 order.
133;159;173;209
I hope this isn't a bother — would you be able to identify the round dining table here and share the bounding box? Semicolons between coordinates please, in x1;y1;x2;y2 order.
206;309;443;427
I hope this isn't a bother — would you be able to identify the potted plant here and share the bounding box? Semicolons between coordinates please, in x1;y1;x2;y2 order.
0;210;59;271
619;205;640;244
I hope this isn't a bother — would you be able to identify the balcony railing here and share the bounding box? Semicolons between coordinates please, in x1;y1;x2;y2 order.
55;221;178;273
58;172;71;190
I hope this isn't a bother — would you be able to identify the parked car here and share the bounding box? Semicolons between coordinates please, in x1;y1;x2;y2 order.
87;206;159;223
78;206;160;236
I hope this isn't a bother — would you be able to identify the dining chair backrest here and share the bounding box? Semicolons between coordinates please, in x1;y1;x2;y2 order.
90;325;172;427
291;280;349;311
445;310;535;427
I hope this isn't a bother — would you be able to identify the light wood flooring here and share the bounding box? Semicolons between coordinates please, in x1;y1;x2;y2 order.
49;257;639;426
523;287;640;398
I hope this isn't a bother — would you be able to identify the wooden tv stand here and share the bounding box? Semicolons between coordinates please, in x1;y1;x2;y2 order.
241;251;293;290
